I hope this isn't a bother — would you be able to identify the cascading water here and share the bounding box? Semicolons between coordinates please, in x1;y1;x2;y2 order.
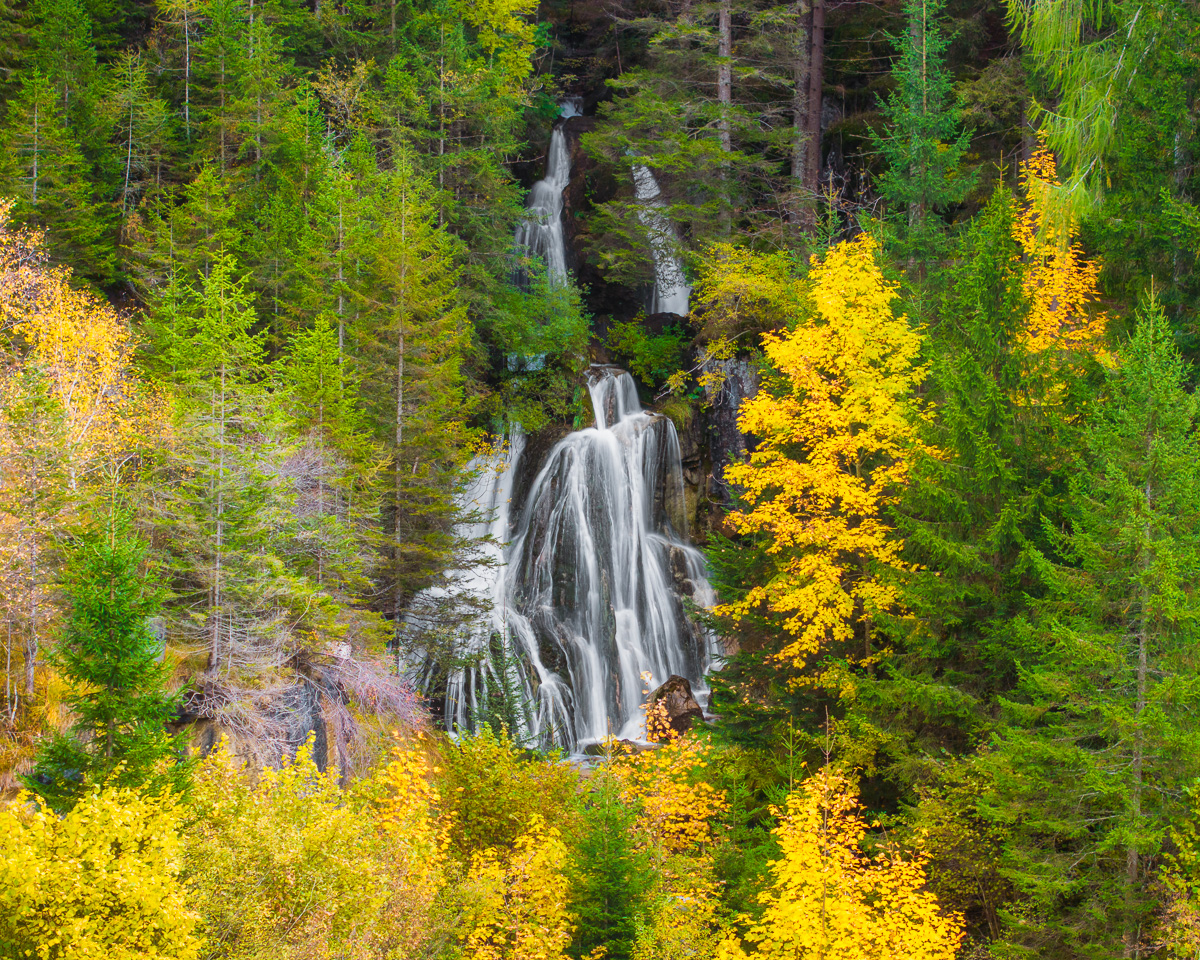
632;164;691;316
414;368;717;751
407;106;716;752
513;102;578;286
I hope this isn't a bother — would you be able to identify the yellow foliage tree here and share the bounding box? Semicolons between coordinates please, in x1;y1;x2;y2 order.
184;737;450;960
719;768;964;960
632;853;728;960
463;816;574;960
0;782;200;960
1014;141;1110;363
611;710;729;855
0;197;165;743
716;234;927;669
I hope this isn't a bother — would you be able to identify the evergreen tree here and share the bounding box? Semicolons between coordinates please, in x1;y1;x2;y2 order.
108;51;172;218
568;770;654;960
982;294;1200;956
282;313;382;595
161;250;275;674
25;514;190;812
860;189;1066;760
582;0;788;285
353;153;478;644
871;0;973;254
0;69;115;279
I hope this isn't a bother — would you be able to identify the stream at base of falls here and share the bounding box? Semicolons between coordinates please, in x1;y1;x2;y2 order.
406;367;719;753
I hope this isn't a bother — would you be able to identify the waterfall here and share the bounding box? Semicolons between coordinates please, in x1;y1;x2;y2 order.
513;104;577;286
411;368;717;752
632;164;691;316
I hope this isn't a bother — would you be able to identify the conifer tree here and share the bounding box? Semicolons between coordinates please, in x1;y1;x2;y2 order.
0;69;115;278
282;313;381;594
569;771;654;960
109;52;172;217
162;251;274;674
353;153;478;644
25;514;190;812
871;0;972;251
982;294;1200;955
862;189;1066;756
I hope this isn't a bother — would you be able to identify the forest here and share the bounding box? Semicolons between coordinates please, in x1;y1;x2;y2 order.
1;0;1199;956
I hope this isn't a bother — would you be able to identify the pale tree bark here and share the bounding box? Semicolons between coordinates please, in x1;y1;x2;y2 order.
717;0;733;233
393;192;409;661
791;0;811;183
717;0;732;154
804;0;826;195
1124;474;1152;960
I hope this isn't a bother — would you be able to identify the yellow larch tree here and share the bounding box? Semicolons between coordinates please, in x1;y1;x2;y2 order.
719;768;964;960
1014;140;1110;364
716;234;927;670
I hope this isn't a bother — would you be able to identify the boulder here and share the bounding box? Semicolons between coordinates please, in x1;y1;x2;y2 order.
648;675;704;736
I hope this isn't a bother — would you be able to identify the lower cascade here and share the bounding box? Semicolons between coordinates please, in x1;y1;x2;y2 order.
409;367;718;751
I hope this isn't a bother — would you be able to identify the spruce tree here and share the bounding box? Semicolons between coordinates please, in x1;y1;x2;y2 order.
871;0;972;251
982;294;1200;955
0;69;116;279
25;515;189;812
568;771;654;960
855;189;1069;761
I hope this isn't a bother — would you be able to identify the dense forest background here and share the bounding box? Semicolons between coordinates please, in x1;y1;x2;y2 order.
3;0;1200;957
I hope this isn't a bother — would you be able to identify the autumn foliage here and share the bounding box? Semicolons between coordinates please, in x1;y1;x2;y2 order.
716;234;926;669
720;768;964;960
1014;141;1110;364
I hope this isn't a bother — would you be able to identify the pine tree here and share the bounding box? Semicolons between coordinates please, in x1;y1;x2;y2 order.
25;514;190;812
982;294;1200;955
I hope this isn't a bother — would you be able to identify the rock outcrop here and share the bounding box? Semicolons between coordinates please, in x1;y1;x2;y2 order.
648;674;704;736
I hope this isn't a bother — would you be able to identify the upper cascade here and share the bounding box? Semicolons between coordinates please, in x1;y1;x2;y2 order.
631;164;691;316
513;103;577;286
408;367;718;752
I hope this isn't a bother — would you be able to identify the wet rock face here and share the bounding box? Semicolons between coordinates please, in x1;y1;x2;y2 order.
648;674;705;736
559;115;645;324
705;358;758;503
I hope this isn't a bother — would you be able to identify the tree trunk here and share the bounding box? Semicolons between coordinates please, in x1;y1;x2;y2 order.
791;1;811;182
791;0;811;225
394;195;408;664
717;0;732;153
717;0;733;233
1124;477;1153;959
804;0;825;195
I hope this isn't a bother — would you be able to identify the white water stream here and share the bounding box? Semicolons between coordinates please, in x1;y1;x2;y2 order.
407;107;712;751
632;164;691;316
413;369;716;751
512;102;580;286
